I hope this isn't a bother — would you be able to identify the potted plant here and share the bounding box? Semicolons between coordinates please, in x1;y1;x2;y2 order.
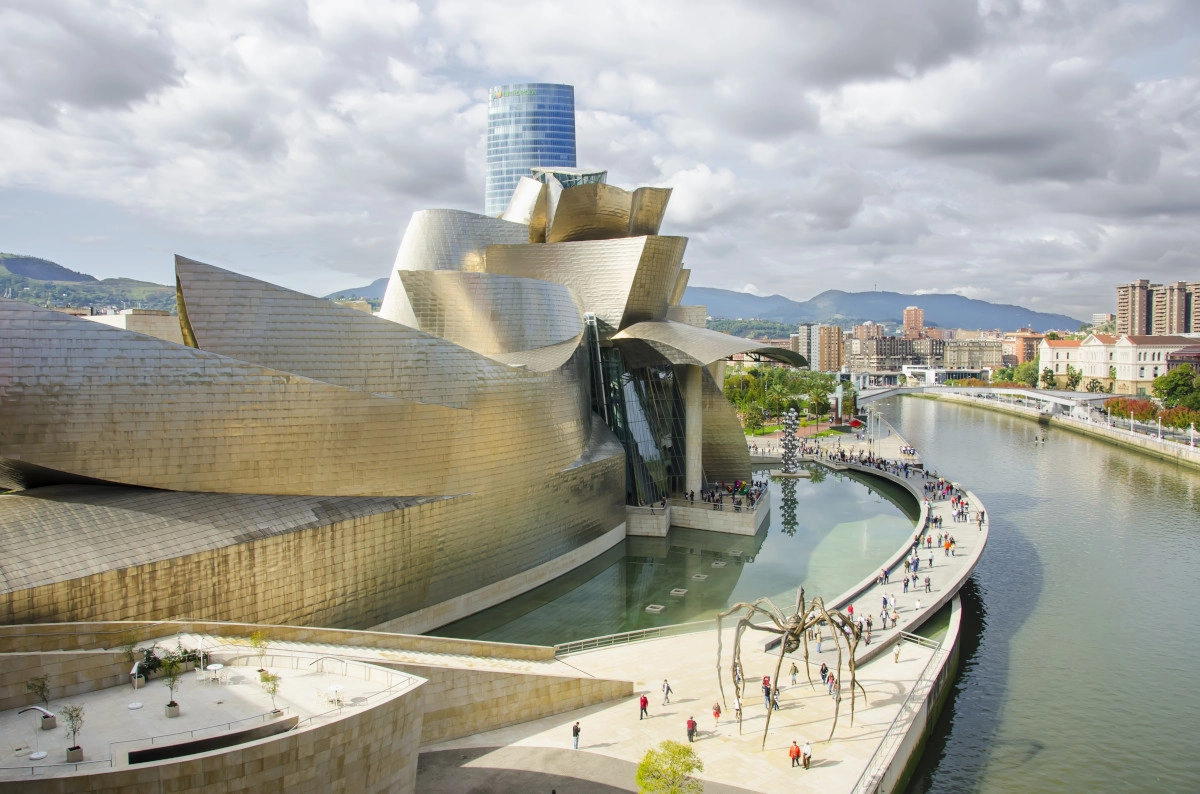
62;704;84;762
261;673;283;716
26;676;56;730
249;630;270;676
160;650;184;718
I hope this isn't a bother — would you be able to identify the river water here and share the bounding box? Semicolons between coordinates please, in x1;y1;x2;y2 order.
882;397;1200;793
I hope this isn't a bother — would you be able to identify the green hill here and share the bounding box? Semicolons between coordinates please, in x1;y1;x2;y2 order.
0;254;176;312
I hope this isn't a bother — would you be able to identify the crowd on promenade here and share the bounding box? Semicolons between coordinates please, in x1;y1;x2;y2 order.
694;478;768;512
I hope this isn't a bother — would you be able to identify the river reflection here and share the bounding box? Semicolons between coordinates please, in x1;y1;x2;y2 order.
886;398;1200;794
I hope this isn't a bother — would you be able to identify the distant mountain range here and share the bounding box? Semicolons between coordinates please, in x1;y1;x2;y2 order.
683;286;1082;333
4;250;1082;333
324;277;388;301
0;254;176;311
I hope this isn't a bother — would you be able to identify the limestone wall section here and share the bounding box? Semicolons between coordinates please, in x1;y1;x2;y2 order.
386;664;632;746
0;651;128;713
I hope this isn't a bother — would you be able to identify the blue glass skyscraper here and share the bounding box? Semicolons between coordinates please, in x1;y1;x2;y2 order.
486;83;576;216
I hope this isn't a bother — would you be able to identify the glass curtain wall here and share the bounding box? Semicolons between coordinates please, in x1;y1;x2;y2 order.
599;348;686;505
486;83;576;216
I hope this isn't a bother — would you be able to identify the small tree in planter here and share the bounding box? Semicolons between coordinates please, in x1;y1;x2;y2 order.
261;673;283;715
249;630;270;675
61;704;84;762
25;675;56;729
160;650;184;718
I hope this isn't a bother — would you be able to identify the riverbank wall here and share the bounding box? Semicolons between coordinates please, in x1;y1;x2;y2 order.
920;393;1200;473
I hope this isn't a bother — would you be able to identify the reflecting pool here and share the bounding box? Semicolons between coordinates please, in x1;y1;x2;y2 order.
432;465;918;646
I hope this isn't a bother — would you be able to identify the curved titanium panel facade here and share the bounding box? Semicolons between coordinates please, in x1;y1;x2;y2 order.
484;236;686;332
628;187;672;237
614;320;807;367
501;176;544;225
378;210;529;326
700;366;752;484
547;183;633;243
486;83;576;216
397;270;583;355
0;300;591;497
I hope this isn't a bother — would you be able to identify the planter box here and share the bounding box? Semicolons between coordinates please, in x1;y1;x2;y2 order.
165;703;180;718
40;714;57;730
66;747;83;763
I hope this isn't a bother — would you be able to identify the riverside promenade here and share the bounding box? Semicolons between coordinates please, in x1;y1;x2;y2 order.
417;425;989;793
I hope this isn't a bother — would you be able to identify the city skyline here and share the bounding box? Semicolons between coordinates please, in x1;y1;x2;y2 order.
1;2;1198;319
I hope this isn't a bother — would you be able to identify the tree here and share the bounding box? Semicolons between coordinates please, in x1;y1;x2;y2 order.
160;649;184;708
62;704;84;750
250;630;270;671
261;672;282;712
636;740;704;794
1086;378;1104;393
743;407;764;435
1040;367;1057;389
811;392;831;417
1153;364;1197;408
1014;360;1039;388
1045;331;1061;340
1065;365;1082;391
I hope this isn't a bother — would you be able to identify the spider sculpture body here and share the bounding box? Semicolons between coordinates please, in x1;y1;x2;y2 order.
716;588;867;747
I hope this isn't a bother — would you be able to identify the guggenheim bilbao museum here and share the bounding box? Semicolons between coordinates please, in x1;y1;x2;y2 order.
0;172;801;632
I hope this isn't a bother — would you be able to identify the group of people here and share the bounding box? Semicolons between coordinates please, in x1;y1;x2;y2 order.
698;478;767;511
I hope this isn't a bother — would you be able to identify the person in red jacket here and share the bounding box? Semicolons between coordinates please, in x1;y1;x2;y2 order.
639;694;648;720
686;716;697;742
789;740;801;767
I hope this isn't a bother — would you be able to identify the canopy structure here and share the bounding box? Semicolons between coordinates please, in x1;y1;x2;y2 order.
612;320;807;368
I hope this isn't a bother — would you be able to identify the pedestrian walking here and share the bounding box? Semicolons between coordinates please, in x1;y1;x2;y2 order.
772;687;781;711
928;553;933;569
894;642;901;663
827;674;836;696
790;661;799;685
925;576;931;593
639;694;648;720
572;721;580;749
903;578;909;593
686;716;697;743
662;679;672;705
915;598;922;611
820;662;828;684
816;630;823;654
790;740;802;767
802;740;812;769
762;678;772;710
734;696;741;722
712;702;721;727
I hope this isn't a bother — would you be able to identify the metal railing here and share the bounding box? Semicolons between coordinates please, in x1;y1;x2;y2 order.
555;620;712;655
851;634;949;794
109;707;292;760
0;758;114;778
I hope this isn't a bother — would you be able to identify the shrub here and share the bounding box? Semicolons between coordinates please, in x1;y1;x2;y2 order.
636;740;703;794
26;675;50;709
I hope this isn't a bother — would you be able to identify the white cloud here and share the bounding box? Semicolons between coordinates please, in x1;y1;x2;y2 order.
0;0;1196;320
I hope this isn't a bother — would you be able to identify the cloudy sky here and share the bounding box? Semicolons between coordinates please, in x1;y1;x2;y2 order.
2;0;1198;319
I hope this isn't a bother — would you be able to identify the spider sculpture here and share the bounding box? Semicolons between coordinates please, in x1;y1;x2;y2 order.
716;588;867;748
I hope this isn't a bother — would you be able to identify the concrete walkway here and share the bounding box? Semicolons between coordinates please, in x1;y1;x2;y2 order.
419;422;988;792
